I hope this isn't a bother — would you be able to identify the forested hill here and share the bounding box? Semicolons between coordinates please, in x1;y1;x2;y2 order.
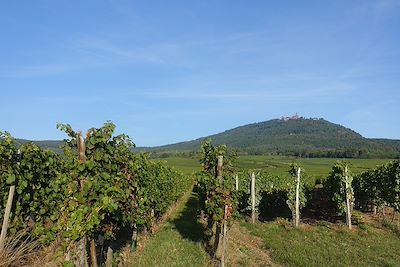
7;117;400;158
15;139;63;154
143;118;400;158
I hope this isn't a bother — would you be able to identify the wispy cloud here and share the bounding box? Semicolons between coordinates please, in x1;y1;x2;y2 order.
1;28;276;77
73;37;167;64
129;82;355;101
68;29;272;68
376;0;400;11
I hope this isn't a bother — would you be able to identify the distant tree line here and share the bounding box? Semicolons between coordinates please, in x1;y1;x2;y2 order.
150;147;400;159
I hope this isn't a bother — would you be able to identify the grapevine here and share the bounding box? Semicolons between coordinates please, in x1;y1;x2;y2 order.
0;122;190;263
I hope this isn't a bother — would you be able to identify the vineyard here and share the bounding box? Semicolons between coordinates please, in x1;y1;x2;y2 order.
1;129;400;267
2;0;400;266
194;140;400;266
0;122;191;266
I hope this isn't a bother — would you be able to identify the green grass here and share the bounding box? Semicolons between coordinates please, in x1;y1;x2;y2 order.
243;218;400;267
143;156;399;267
158;155;392;178
130;191;209;267
155;157;202;175
235;156;391;178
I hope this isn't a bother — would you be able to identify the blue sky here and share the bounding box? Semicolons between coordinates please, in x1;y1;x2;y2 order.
1;0;399;146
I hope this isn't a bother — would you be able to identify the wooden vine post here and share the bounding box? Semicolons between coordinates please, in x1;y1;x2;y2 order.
235;174;239;191
90;239;98;267
66;131;90;267
215;155;226;265
215;156;223;253
295;167;301;228
217;155;223;182
105;247;113;267
251;172;256;223
78;131;98;267
0;185;16;252
344;165;352;230
221;204;228;267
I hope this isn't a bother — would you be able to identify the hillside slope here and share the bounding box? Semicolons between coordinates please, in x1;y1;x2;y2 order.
6;118;400;158
15;139;63;154
147;118;400;158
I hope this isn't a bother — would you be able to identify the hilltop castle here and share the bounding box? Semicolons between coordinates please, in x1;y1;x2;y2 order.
281;113;300;122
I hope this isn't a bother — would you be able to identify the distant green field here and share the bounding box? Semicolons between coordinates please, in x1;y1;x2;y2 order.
234;156;391;178
156;156;392;178
155;157;202;174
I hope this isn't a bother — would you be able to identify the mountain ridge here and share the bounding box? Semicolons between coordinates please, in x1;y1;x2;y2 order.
139;117;400;158
8;117;400;158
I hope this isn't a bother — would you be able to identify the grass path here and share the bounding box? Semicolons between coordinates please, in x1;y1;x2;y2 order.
243;214;400;267
126;183;400;267
128;186;280;267
130;189;210;267
226;223;280;267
